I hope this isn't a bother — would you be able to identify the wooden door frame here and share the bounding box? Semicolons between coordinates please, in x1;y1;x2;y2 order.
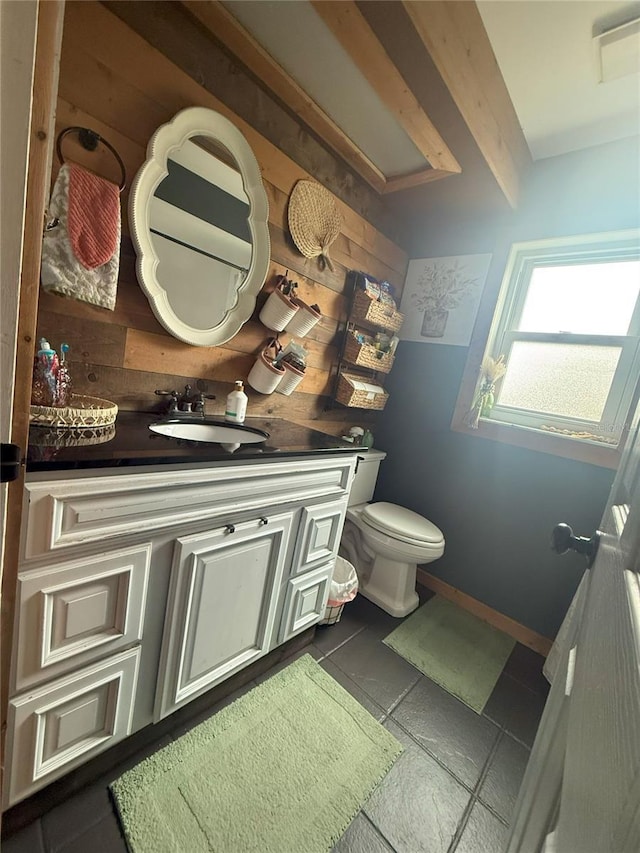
1;0;64;803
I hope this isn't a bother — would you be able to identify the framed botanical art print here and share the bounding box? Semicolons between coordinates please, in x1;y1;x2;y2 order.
399;253;492;346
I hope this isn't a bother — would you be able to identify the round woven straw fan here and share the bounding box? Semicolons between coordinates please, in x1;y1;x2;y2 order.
288;180;342;271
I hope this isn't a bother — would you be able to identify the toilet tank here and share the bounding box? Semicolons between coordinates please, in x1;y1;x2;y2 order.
348;449;387;506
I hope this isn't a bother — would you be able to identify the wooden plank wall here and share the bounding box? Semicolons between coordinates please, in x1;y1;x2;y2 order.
37;1;408;435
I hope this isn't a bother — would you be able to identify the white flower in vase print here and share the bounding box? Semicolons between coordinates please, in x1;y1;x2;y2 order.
410;260;480;338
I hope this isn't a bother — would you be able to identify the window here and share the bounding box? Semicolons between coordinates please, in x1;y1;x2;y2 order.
476;230;640;452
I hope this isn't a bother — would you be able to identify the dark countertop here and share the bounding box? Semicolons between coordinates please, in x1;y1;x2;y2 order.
26;412;363;472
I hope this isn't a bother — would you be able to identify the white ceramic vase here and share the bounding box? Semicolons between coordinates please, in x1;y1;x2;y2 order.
285;298;321;337
276;362;305;396
247;350;285;394
259;289;299;331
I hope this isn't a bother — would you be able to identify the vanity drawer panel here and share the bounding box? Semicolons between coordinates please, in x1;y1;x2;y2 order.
292;496;349;575
5;647;140;807
23;456;355;560
280;563;332;643
14;544;150;692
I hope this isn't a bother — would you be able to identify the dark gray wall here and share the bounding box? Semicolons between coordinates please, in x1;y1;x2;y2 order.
375;136;639;638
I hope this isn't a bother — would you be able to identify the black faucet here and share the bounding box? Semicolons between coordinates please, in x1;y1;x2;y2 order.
155;385;216;418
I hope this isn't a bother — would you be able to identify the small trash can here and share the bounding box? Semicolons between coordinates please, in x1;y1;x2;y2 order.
319;556;358;625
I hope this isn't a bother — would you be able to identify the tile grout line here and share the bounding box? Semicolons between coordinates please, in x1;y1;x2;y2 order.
470;728;512;828
446;730;510;853
476;795;511;829
36;820;46;853
360;810;396;852
446;795;477;853
384;713;477;797
385;675;421;716
482;673;544;751
44;808;107;853
473;727;525;829
319;623;368;658
503;660;551;698
324;654;397;719
502;669;549;698
385;670;422;716
473;728;505;796
482;704;539;751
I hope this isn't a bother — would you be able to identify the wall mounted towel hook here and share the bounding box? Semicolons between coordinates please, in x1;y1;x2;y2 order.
56;126;127;192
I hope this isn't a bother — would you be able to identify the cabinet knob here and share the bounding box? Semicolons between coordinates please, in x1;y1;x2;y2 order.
259;517;269;526
224;524;236;534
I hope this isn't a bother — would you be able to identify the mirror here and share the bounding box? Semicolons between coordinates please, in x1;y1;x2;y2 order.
130;107;270;346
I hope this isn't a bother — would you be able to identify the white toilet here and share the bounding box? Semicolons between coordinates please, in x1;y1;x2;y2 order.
340;450;445;617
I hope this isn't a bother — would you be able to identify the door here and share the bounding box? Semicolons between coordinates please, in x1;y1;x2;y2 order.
1;3;63;815
155;510;294;720
0;0;38;460
508;396;640;852
0;1;37;558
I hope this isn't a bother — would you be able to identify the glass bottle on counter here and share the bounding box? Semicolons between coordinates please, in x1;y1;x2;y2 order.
31;340;72;407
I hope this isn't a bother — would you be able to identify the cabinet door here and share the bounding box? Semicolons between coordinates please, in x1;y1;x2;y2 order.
155;511;294;720
280;563;332;643
5;647;140;807
292;497;348;575
14;544;150;692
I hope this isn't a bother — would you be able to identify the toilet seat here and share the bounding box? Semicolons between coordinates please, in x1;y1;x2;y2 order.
361;502;444;548
358;521;444;562
343;502;445;618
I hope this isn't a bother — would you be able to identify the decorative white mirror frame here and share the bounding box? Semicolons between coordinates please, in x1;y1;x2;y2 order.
129;107;270;346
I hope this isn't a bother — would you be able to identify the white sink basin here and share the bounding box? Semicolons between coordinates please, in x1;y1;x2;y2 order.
149;420;269;444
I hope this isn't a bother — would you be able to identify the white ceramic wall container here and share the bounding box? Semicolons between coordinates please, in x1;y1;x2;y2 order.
285;299;321;338
276;362;305;396
247;350;285;394
259;289;298;332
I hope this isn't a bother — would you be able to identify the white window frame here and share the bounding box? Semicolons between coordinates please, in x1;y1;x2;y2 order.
483;230;640;447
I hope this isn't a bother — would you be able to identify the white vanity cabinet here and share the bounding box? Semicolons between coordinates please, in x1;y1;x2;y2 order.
6;453;355;807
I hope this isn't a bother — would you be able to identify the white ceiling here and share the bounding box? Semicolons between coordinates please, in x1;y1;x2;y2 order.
477;0;640;161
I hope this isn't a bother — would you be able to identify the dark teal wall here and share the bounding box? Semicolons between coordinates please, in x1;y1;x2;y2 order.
375;137;639;638
375;343;614;638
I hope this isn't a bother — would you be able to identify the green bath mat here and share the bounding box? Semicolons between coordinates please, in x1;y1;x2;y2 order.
110;655;402;853
383;596;515;713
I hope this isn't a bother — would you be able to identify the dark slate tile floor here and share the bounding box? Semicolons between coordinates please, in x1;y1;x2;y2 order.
3;589;549;853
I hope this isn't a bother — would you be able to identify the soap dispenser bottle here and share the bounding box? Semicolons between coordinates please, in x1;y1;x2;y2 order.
225;381;248;424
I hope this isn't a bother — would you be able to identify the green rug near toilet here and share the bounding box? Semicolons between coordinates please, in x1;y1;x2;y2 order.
110;655;402;853
383;596;515;713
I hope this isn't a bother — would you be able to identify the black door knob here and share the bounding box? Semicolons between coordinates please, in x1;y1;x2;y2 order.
551;523;601;567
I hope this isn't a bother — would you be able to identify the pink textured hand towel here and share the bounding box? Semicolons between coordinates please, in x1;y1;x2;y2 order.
41;163;121;310
68;163;120;269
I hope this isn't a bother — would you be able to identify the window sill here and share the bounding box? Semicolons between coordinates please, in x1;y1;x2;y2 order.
451;414;621;469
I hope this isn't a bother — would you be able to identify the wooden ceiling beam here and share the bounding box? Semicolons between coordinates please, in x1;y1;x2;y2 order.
382;167;460;195
402;0;532;209
311;0;461;177
182;0;460;195
181;0;386;193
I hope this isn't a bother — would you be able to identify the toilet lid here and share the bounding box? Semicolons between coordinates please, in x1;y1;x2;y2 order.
362;502;444;545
